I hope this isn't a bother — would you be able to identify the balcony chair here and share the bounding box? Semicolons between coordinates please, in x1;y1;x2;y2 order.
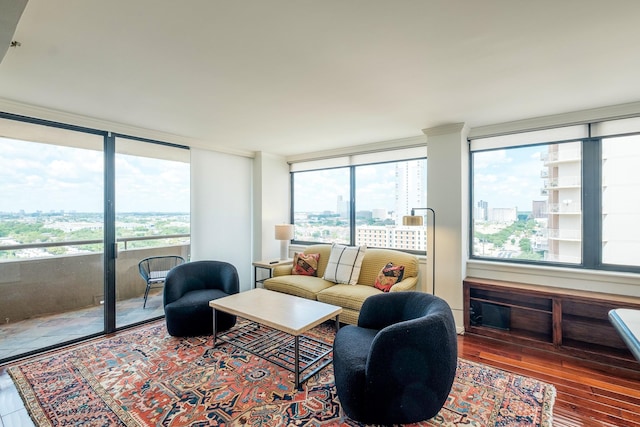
138;255;186;308
332;292;458;425
163;260;239;337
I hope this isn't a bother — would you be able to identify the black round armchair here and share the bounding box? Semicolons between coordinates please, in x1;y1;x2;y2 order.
333;291;458;424
164;260;239;337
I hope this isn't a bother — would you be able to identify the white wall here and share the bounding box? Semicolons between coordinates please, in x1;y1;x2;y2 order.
252;152;291;262
190;147;254;292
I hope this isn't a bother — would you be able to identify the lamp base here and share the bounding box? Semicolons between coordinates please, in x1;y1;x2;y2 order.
280;241;289;260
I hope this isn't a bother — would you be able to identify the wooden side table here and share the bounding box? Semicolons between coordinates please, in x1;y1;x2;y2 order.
252;259;293;288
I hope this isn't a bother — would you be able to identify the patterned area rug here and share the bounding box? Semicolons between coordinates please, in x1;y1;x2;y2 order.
8;320;555;426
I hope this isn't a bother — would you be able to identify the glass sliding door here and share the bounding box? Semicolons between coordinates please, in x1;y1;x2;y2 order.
0;117;105;361
114;136;190;328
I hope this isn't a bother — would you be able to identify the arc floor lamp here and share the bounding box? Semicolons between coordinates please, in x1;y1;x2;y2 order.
402;208;436;295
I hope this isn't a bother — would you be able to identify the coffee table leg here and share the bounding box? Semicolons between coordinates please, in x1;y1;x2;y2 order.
335;314;340;332
294;336;300;389
212;308;217;347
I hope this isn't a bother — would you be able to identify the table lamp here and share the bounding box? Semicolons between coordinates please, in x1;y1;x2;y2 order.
275;224;294;260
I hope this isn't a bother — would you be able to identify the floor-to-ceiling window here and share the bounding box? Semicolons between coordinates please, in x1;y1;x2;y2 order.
114;136;190;328
0;116;106;360
0;115;190;363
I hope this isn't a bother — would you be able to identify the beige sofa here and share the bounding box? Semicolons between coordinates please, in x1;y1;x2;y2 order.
263;244;419;325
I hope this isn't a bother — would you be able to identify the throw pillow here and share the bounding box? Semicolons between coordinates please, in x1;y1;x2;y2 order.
323;243;367;285
374;262;405;292
292;252;320;276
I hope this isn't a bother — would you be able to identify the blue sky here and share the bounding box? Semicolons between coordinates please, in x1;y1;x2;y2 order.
0;137;190;213
1;135;545;215
293;161;426;214
473;146;548;211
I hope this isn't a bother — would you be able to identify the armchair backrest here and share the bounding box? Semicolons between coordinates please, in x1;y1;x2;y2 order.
164;260;239;304
360;292;458;419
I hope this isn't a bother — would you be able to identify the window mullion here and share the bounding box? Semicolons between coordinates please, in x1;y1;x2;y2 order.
581;138;601;268
349;166;356;245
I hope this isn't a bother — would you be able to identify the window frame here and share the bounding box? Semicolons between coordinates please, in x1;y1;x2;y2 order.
469;126;640;274
290;156;427;255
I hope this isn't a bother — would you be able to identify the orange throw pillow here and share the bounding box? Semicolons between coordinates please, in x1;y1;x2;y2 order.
292;253;320;276
374;262;405;292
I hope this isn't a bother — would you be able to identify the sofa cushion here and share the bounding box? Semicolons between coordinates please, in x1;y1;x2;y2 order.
263;275;334;300
292;252;320;276
357;248;419;287
301;244;333;278
374;262;405;292
317;284;381;312
323;244;367;285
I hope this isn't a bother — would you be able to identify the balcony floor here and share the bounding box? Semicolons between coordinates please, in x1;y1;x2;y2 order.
0;289;165;361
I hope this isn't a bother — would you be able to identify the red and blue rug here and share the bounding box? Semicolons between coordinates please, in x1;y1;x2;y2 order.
8;320;555;426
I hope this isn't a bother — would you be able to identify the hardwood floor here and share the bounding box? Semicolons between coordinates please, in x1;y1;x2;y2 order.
2;331;639;426
459;334;640;427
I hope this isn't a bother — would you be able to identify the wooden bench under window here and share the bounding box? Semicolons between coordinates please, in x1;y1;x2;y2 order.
463;277;640;377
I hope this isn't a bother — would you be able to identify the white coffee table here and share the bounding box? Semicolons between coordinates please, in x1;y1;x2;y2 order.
209;288;342;388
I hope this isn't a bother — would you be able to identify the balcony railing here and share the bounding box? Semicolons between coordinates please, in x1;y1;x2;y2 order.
547;228;582;241
0;233;189;252
0;235;190;324
547;202;581;214
542;149;581;165
543;176;581;189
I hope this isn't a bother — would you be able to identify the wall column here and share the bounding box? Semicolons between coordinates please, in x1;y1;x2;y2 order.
423;123;469;330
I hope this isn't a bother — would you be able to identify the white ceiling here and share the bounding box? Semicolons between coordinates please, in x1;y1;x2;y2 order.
1;0;640;156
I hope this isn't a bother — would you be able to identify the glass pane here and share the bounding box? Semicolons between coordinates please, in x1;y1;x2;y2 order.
0;128;104;362
292;168;350;244
355;159;427;250
115;137;190;327
472;142;582;264
602;135;640;267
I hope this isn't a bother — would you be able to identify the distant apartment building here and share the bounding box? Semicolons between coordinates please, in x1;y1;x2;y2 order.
356;225;426;251
372;208;387;220
531;200;547;219
489;207;517;223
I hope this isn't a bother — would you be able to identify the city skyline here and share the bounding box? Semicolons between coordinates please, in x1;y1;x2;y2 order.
0;137;190;213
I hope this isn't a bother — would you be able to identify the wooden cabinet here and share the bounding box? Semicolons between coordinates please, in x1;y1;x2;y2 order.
464;277;640;372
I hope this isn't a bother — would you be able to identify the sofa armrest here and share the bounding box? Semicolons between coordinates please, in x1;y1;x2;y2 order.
272;264;293;277
389;276;418;292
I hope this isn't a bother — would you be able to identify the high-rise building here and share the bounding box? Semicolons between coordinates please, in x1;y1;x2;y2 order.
476;200;488;221
394;160;426;224
541;142;581;263
336;195;349;219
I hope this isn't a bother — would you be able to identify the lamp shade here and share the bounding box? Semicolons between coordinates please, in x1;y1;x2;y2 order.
274;224;294;240
402;215;424;226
